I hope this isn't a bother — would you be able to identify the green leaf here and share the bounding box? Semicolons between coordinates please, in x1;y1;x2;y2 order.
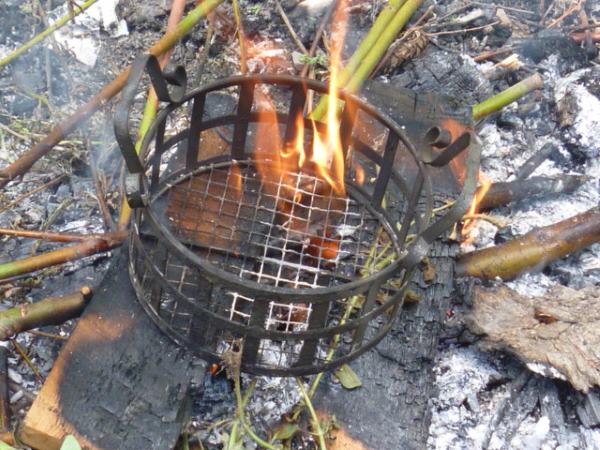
0;441;18;450
60;435;82;450
334;364;362;390
271;422;300;441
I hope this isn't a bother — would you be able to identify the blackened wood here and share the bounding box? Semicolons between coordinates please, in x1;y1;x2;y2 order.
478;175;588;211
310;82;468;449
20;249;197;450
313;238;459;449
577;389;600;428
515;143;559;180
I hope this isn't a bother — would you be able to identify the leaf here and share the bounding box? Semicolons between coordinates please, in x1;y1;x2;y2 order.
60;435;82;450
334;364;362;390
271;422;300;441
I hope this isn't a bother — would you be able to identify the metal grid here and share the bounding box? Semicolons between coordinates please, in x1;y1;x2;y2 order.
160;160;396;331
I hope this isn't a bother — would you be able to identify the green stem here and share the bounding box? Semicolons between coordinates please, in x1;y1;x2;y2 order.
472;73;543;121
0;0;99;68
241;421;280;450
296;378;327;450
227;421;240;450
336;0;408;87
311;0;424;120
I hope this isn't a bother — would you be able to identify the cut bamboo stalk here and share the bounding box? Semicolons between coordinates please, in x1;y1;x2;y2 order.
0;232;126;280
0;287;92;341
0;0;224;189
478;175;589;211
472;73;543;121
310;0;421;120
456;207;600;280
0;0;99;68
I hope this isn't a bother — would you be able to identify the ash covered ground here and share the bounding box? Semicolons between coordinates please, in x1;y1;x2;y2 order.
1;0;600;449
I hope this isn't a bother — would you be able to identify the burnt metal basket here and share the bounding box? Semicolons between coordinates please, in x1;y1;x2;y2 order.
114;54;481;376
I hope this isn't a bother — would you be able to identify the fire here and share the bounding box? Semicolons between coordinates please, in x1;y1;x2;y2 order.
253;0;349;233
461;171;492;241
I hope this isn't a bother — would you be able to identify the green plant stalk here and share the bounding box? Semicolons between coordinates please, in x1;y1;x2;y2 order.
0;0;99;68
230;373;278;450
296;378;327;450
289;229;387;418
334;0;408;85
311;0;423;120
472;73;543;121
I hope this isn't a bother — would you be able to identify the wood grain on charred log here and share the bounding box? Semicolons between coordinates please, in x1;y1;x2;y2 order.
467;284;600;392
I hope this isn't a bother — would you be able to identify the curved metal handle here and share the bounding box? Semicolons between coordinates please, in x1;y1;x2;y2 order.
114;54;188;175
400;132;482;270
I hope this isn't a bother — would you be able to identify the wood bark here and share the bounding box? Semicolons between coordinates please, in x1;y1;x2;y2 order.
467;284;600;392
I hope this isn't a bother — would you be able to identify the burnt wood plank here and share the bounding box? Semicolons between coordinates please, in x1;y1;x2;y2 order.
311;83;466;449
313;238;458;450
20;249;197;450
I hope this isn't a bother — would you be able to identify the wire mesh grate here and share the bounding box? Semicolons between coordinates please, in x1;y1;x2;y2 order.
158;160;397;332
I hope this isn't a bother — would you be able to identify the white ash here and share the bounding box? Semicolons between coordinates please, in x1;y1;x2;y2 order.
526;363;567;383
50;0;128;67
554;68;600;159
428;347;600;450
244;374;300;427
428;346;504;450
431;41;600;450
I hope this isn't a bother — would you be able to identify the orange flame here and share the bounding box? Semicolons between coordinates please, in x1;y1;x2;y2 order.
461;171;492;241
253;1;349;225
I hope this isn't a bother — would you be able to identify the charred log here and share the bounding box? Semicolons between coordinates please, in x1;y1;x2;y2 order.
477;175;588;211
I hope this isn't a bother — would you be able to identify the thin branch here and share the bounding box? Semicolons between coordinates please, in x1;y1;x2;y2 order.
117;0;189;229
0;231;126;280
425;20;500;37
0;228;101;243
232;0;248;74
11;339;42;381
0;174;66;214
274;0;308;54
300;1;336;77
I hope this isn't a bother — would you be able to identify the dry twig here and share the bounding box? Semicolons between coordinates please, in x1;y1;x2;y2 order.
0;231;126;280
